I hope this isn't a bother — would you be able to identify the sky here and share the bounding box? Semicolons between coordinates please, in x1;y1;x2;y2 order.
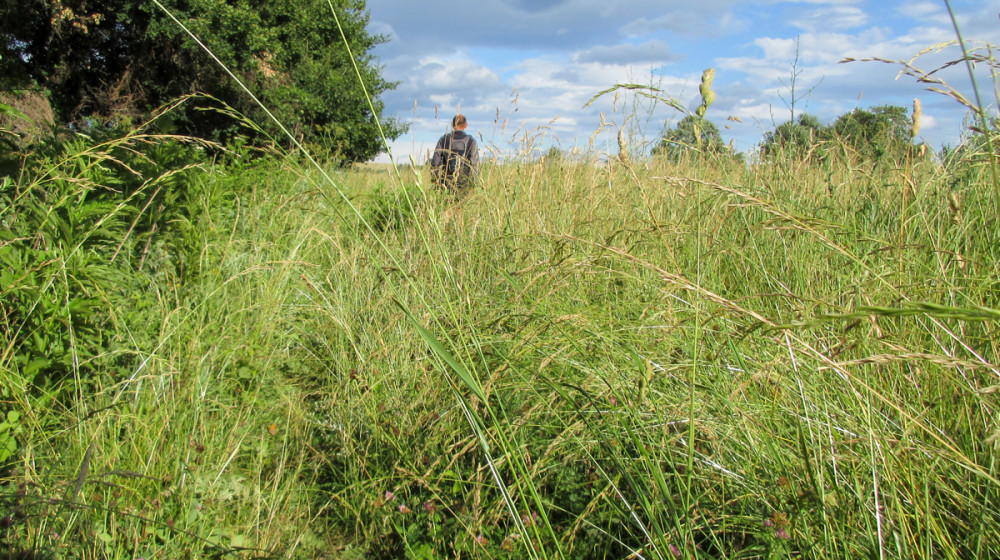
364;0;1000;163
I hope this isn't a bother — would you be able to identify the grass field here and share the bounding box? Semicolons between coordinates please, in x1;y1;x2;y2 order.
2;129;998;559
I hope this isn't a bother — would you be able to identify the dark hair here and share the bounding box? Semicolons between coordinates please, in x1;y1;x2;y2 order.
452;114;467;127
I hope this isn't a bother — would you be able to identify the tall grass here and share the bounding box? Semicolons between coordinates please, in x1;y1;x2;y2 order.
2;4;999;559
2;122;999;558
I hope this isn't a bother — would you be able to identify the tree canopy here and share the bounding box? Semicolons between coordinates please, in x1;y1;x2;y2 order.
760;105;923;162
832;105;913;160
0;0;405;162
652;115;731;161
761;113;825;156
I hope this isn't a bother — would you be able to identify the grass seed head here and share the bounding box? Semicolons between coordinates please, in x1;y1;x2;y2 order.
617;127;631;164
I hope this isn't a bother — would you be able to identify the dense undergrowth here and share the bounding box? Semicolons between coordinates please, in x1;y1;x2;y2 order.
1;116;998;560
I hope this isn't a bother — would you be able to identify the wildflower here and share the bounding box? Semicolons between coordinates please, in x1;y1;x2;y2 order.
769;511;789;529
475;534;487;546
669;543;682;558
398;504;411;514
377;490;395;507
775;528;790;540
423;501;438;514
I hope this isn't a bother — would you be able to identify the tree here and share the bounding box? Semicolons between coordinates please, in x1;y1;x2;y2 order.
0;0;405;162
832;105;912;160
652;115;730;161
761;113;828;156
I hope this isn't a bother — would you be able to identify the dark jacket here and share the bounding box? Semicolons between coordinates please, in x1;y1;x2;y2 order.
431;130;478;189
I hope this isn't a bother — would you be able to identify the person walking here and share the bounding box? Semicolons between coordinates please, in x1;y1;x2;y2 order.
430;114;478;193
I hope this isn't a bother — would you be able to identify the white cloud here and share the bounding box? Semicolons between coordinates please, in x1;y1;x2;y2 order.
789;6;868;31
412;58;502;92
900;2;943;20
367;0;1000;161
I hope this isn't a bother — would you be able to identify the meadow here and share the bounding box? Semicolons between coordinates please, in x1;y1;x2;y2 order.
2;116;998;559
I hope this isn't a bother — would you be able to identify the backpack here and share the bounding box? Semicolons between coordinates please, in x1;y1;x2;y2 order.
445;133;470;176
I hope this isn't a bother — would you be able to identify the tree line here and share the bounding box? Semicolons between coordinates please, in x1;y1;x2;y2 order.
654;105;925;162
1;0;406;163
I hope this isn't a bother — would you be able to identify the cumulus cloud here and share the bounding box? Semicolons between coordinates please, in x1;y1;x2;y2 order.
367;0;1000;162
411;58;502;94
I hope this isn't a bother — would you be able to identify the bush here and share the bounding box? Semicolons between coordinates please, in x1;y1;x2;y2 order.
652;115;734;161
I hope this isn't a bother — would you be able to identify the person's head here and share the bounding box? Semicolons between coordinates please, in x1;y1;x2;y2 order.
452;114;467;130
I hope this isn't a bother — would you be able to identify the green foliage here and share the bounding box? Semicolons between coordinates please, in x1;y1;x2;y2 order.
0;101;29;148
0;411;21;464
832;105;914;160
652;115;731;160
0;127;214;400
761;113;827;156
2;33;1000;556
362;182;425;233
761;106;929;164
0;0;405;162
2;135;999;558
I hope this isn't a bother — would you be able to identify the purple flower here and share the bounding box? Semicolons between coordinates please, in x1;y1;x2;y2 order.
521;511;538;526
669;543;682;557
775;528;790;540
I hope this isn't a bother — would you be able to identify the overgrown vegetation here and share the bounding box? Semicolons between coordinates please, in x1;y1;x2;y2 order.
2;5;999;559
759;105;926;162
0;0;406;162
2;104;999;558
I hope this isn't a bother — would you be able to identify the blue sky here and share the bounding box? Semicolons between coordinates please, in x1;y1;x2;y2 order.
365;0;999;163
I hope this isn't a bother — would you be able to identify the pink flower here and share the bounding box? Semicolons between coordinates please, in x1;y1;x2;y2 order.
398;504;411;514
377;490;395;506
669;544;681;557
775;528;790;540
